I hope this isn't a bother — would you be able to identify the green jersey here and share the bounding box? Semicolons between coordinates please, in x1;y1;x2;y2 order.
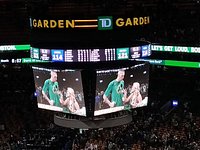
104;80;124;106
42;79;61;107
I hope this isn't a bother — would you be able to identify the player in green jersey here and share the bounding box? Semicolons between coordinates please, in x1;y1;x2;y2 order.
42;71;63;107
103;70;125;107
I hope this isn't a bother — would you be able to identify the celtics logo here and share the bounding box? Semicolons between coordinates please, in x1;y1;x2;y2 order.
116;81;124;94
52;82;59;94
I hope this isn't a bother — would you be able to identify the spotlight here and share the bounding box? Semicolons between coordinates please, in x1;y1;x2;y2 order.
34;91;38;97
172;100;178;107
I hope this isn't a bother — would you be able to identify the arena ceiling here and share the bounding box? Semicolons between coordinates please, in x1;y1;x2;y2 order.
0;0;199;44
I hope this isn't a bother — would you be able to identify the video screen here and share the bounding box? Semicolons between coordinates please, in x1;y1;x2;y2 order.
95;62;149;116
32;66;86;116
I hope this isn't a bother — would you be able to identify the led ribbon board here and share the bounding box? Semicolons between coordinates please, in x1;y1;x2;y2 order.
1;58;200;69
0;44;30;51
30;45;151;62
151;45;200;53
136;59;200;68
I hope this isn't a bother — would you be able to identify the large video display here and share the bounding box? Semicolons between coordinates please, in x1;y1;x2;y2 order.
95;62;149;116
32;66;86;116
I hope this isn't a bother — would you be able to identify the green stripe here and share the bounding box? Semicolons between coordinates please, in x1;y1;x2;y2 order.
15;45;30;50
22;58;49;63
165;60;200;68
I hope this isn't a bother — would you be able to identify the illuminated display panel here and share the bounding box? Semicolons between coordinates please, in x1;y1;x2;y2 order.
95;62;149;116
2;58;200;69
0;44;30;51
30;45;151;62
40;49;51;61
151;45;200;53
32;66;86;116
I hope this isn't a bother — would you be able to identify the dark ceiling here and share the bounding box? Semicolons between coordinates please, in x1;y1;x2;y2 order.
0;0;199;45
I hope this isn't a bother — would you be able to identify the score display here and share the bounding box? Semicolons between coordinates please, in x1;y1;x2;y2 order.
30;45;151;62
51;49;64;62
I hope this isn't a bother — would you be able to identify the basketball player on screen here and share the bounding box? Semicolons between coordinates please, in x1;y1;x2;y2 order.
103;70;125;108
42;71;63;107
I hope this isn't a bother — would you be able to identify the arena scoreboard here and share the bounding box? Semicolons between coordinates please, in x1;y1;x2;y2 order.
30;45;151;62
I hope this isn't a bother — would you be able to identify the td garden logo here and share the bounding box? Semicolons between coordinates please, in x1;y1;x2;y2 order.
31;16;150;30
98;16;113;30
